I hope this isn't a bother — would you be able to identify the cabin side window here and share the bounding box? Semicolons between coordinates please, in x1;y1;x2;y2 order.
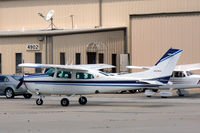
76;72;94;79
174;71;185;77
57;70;72;79
186;71;193;76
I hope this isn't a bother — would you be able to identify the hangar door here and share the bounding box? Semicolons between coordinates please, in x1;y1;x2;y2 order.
131;12;200;66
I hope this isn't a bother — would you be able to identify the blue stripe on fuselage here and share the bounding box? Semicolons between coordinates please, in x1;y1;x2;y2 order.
24;80;148;84
25;81;160;87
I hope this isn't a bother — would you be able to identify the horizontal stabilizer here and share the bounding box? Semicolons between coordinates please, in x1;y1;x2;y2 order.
126;66;151;70
140;80;165;85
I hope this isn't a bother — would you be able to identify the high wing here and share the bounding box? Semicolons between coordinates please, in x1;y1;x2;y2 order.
174;63;200;71
18;63;115;71
127;63;200;71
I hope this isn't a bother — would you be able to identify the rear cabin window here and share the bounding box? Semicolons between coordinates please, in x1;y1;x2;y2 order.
57;70;72;79
76;72;94;79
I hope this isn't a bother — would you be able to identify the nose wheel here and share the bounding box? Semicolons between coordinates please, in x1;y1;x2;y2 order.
36;98;43;105
79;96;87;105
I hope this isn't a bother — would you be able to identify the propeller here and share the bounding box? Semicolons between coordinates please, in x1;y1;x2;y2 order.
16;75;24;89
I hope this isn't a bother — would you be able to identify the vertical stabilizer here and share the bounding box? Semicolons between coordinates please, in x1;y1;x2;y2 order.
124;48;183;83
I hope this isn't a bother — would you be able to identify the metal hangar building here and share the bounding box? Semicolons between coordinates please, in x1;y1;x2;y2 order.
0;0;199;74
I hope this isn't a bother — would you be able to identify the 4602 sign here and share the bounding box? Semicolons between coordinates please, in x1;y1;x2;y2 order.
27;44;40;51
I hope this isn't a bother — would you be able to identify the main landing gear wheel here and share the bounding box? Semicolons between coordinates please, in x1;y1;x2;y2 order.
152;89;158;92
36;98;43;105
61;98;69;106
178;94;184;97
79;96;87;105
129;90;137;94
23;94;32;99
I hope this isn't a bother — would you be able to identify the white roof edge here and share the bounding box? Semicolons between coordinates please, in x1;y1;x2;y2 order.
0;27;127;37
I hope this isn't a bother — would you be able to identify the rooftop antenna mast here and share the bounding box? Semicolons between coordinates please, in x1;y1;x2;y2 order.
38;10;56;30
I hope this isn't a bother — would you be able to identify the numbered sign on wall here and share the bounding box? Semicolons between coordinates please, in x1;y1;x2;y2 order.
26;44;40;51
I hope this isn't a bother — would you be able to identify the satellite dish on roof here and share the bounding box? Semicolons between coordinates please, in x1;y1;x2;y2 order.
38;9;56;30
46;10;54;21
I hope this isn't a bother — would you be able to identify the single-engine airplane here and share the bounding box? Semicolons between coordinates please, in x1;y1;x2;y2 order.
127;63;200;97
17;48;182;106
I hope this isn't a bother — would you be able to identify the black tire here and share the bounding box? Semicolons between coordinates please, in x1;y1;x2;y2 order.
61;98;70;106
178;94;184;97
152;89;158;92
23;94;32;99
161;96;168;98
79;96;87;105
5;88;15;99
129;90;137;94
36;98;43;105
120;91;127;94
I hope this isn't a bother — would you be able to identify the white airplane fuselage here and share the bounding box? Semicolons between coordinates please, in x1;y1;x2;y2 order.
159;71;200;89
24;71;160;96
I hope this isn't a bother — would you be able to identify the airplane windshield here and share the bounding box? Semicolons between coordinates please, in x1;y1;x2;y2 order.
45;68;55;77
186;71;193;76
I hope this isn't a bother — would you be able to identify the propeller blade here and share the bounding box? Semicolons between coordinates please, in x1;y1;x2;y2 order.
16;76;24;89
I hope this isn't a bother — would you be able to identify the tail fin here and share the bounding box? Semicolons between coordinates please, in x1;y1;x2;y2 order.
128;48;183;83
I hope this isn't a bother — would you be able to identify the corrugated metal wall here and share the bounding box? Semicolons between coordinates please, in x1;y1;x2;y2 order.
131;14;200;66
0;0;99;30
1;0;199;31
0;37;46;74
0;0;200;73
102;0;200;27
102;0;200;53
53;30;124;72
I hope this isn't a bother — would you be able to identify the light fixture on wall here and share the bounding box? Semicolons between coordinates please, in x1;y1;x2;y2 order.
38;10;56;30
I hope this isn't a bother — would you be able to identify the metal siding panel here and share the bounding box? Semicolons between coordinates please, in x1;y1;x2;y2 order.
53;30;124;72
0;0;200;30
131;14;200;67
0;0;99;30
102;0;200;27
0;37;46;74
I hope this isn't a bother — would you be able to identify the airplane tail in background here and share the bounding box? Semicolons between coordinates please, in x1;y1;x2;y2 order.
150;48;183;81
125;48;183;83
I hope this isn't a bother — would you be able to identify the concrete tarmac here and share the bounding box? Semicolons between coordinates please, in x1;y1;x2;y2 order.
0;89;200;133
